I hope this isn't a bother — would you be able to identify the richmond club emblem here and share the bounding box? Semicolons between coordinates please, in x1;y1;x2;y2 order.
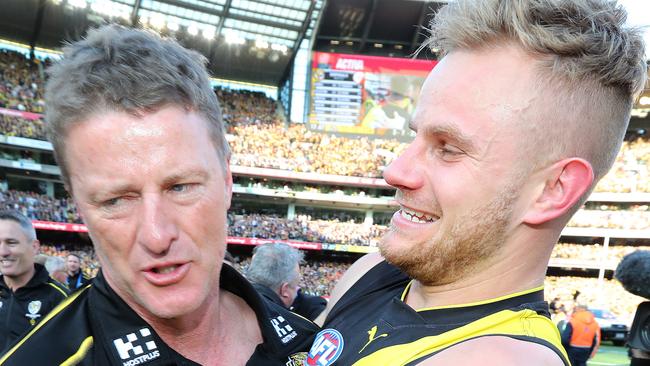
305;329;344;366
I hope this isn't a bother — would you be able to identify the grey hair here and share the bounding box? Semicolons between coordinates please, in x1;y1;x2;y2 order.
45;24;230;191
45;256;67;274
424;0;647;188
0;210;37;241
245;243;304;292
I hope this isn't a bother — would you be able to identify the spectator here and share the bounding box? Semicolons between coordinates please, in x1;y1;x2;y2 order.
561;304;600;366
0;210;69;351
65;253;91;290
246;243;305;308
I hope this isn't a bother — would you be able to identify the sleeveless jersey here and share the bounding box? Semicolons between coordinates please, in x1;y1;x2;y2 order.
313;261;569;366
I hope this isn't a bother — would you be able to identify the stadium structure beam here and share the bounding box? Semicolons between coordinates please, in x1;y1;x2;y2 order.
215;0;232;41
29;0;47;60
280;0;317;89
247;0;308;13
409;1;427;54
357;0;378;52
154;0;301;32
131;0;143;27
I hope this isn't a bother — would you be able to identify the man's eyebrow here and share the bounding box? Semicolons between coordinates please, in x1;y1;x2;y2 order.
161;169;209;187
418;122;478;153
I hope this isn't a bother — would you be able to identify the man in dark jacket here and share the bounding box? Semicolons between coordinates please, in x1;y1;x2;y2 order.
0;210;69;351
65;253;91;290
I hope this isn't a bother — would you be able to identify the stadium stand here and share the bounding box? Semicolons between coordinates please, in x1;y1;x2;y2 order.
0;44;648;323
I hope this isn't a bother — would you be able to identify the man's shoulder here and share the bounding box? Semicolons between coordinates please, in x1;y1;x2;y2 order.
417;336;566;366
44;277;71;298
0;285;92;365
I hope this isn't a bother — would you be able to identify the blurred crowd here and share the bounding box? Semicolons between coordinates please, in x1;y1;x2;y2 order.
0;48;647;186
1;190;81;223
3;189;648;246
545;276;644;319
0;49;46;113
216;87;281;128
228;213;387;246
39;244;99;278
551;242;650;263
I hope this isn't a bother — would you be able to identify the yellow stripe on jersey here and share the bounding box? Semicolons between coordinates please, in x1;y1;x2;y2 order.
352;308;569;366
400;284;545;312
48;281;69;298
60;336;94;366
0;284;92;365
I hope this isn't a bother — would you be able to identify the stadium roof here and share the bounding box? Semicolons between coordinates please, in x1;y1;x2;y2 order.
0;0;321;86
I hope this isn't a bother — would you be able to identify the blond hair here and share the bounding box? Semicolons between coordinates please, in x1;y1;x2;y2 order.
425;0;647;187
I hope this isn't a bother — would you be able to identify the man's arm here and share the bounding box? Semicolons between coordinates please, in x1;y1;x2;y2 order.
416;336;566;366
314;252;384;326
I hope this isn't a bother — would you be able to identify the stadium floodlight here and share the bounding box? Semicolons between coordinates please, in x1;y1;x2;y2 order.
149;13;166;30
224;29;245;45
167;22;179;32
203;26;217;40
271;43;288;54
255;38;269;49
68;0;87;9
187;24;199;36
641;96;650;106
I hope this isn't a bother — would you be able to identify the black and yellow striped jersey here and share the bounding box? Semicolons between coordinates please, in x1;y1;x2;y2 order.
0;264;318;365
314;261;570;366
0;263;69;352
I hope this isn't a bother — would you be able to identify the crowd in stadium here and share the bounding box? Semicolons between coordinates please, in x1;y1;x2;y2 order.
33;243;644;319
0;48;648;191
4;188;648;246
0;47;648;327
0;49;46;113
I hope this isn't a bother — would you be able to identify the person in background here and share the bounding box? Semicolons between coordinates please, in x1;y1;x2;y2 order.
246;243;304;308
561;304;600;366
0;210;69;351
65;253;91;290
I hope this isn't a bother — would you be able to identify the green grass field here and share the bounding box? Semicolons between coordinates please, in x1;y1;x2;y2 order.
587;343;630;366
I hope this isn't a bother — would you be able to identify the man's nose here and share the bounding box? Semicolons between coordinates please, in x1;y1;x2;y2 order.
383;140;425;192
135;195;179;255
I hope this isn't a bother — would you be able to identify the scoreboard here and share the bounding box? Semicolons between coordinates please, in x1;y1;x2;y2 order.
308;52;436;139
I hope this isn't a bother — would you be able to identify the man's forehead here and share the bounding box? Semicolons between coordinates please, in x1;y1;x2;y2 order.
0;220;29;240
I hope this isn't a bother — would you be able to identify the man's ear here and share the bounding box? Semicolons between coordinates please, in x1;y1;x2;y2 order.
278;282;291;299
32;239;40;255
223;160;233;209
523;158;594;225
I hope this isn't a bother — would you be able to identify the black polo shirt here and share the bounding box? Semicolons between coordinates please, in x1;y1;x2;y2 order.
0;263;69;352
0;264;318;365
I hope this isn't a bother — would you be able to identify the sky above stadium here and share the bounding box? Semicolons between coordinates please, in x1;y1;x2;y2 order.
620;0;650;58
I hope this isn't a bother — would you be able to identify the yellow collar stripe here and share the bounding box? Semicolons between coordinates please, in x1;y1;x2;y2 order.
400;283;545;312
61;336;94;366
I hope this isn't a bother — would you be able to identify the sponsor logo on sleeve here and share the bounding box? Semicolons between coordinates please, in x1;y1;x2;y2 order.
271;315;298;344
112;328;160;366
286;352;307;366
305;329;344;366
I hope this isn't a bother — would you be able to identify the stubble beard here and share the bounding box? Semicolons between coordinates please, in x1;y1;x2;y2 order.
379;187;518;286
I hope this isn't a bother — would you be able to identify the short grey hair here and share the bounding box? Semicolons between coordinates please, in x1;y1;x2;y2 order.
246;243;304;292
0;210;37;241
45;256;67;275
45;24;230;190
425;0;647;193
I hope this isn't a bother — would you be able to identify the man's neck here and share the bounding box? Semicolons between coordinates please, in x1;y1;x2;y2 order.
68;270;79;277
405;232;554;310
142;290;262;365
4;266;36;292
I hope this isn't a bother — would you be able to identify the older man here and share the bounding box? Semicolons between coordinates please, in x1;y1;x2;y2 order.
0;210;69;351
307;0;647;365
0;25;317;365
